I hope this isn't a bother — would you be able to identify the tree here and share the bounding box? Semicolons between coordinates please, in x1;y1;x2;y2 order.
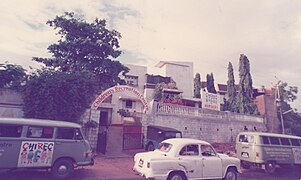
278;81;298;103
237;54;257;114
276;81;300;135
153;79;182;104
32;12;128;91
206;73;217;94
225;62;238;112
194;73;201;98
0;62;27;91
23;70;98;122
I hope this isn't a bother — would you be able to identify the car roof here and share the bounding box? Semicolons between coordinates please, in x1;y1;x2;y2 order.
148;125;181;132
162;138;211;146
159;138;212;156
238;131;301;139
0;117;81;128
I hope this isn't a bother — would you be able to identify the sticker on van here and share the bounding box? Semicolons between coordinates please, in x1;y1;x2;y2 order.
17;141;54;167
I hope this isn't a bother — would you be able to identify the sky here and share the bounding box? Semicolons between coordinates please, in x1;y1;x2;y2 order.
1;0;301;109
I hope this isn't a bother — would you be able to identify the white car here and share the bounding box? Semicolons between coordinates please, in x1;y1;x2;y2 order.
133;138;241;180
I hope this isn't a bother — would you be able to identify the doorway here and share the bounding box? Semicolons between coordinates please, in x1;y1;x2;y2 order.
96;109;111;154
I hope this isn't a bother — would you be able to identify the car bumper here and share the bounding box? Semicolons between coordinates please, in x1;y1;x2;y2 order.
77;158;94;166
133;167;166;180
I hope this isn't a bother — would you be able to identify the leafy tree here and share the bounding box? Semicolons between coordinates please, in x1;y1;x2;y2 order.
194;73;201;98
237;54;257;114
206;73;217;94
278;81;298;103
153;79;182;103
23;70;98;122
276;81;300;135
32;12;128;91
0;62;27;91
225;62;238;112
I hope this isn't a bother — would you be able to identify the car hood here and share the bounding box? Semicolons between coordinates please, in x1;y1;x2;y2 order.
217;153;229;158
218;153;240;167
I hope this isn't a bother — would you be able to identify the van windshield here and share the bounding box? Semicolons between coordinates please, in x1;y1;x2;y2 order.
165;132;182;139
239;135;254;143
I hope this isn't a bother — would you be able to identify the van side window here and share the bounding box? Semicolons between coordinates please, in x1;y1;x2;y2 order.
262;136;270;144
0;125;22;137
291;139;301;146
269;137;280;145
57;128;83;140
280;138;290;146
27;126;53;139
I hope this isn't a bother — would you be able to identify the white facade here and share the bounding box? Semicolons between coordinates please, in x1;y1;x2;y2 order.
124;64;147;93
156;61;194;98
101;64;148;125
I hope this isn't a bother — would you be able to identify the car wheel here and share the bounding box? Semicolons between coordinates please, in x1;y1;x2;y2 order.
223;168;237;180
167;172;186;180
265;161;276;174
146;143;154;151
51;158;74;179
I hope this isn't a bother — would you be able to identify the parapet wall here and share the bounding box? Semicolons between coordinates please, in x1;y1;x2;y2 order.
148;102;267;143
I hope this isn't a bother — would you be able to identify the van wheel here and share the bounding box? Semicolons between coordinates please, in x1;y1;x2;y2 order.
167;172;187;180
146;143;154;151
51;158;74;179
265;161;276;174
223;168;237;180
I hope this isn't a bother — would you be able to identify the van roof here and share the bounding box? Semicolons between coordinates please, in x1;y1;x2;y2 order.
0;118;81;128
238;131;301;139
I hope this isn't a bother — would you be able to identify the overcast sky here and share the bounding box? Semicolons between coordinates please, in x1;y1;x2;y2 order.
1;0;301;109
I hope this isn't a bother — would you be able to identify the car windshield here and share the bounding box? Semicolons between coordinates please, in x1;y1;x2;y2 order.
157;143;172;152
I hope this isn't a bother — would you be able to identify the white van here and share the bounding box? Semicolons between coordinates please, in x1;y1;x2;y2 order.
0;118;94;179
236;132;301;173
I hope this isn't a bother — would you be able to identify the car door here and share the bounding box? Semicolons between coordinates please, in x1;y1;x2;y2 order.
201;144;223;179
178;144;202;178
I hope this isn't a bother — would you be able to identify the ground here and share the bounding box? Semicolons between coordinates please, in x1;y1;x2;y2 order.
1;148;301;180
0;155;142;180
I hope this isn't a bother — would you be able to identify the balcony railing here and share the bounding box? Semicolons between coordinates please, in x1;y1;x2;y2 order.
153;102;264;123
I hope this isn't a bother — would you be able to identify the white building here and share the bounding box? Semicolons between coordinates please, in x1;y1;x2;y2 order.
85;61;197;155
155;61;194;98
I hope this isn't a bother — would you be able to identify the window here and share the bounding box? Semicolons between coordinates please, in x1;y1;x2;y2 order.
57;128;83;140
180;144;199;156
269;137;280;145
280;138;290;146
291;139;301;146
239;135;254;143
125;75;138;86
27;126;53;139
125;100;133;109
164;132;182;139
158;143;172;152
201;144;216;157
0;125;22;137
262;136;270;144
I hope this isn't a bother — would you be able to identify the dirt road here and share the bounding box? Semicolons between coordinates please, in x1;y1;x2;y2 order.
1;155;301;180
